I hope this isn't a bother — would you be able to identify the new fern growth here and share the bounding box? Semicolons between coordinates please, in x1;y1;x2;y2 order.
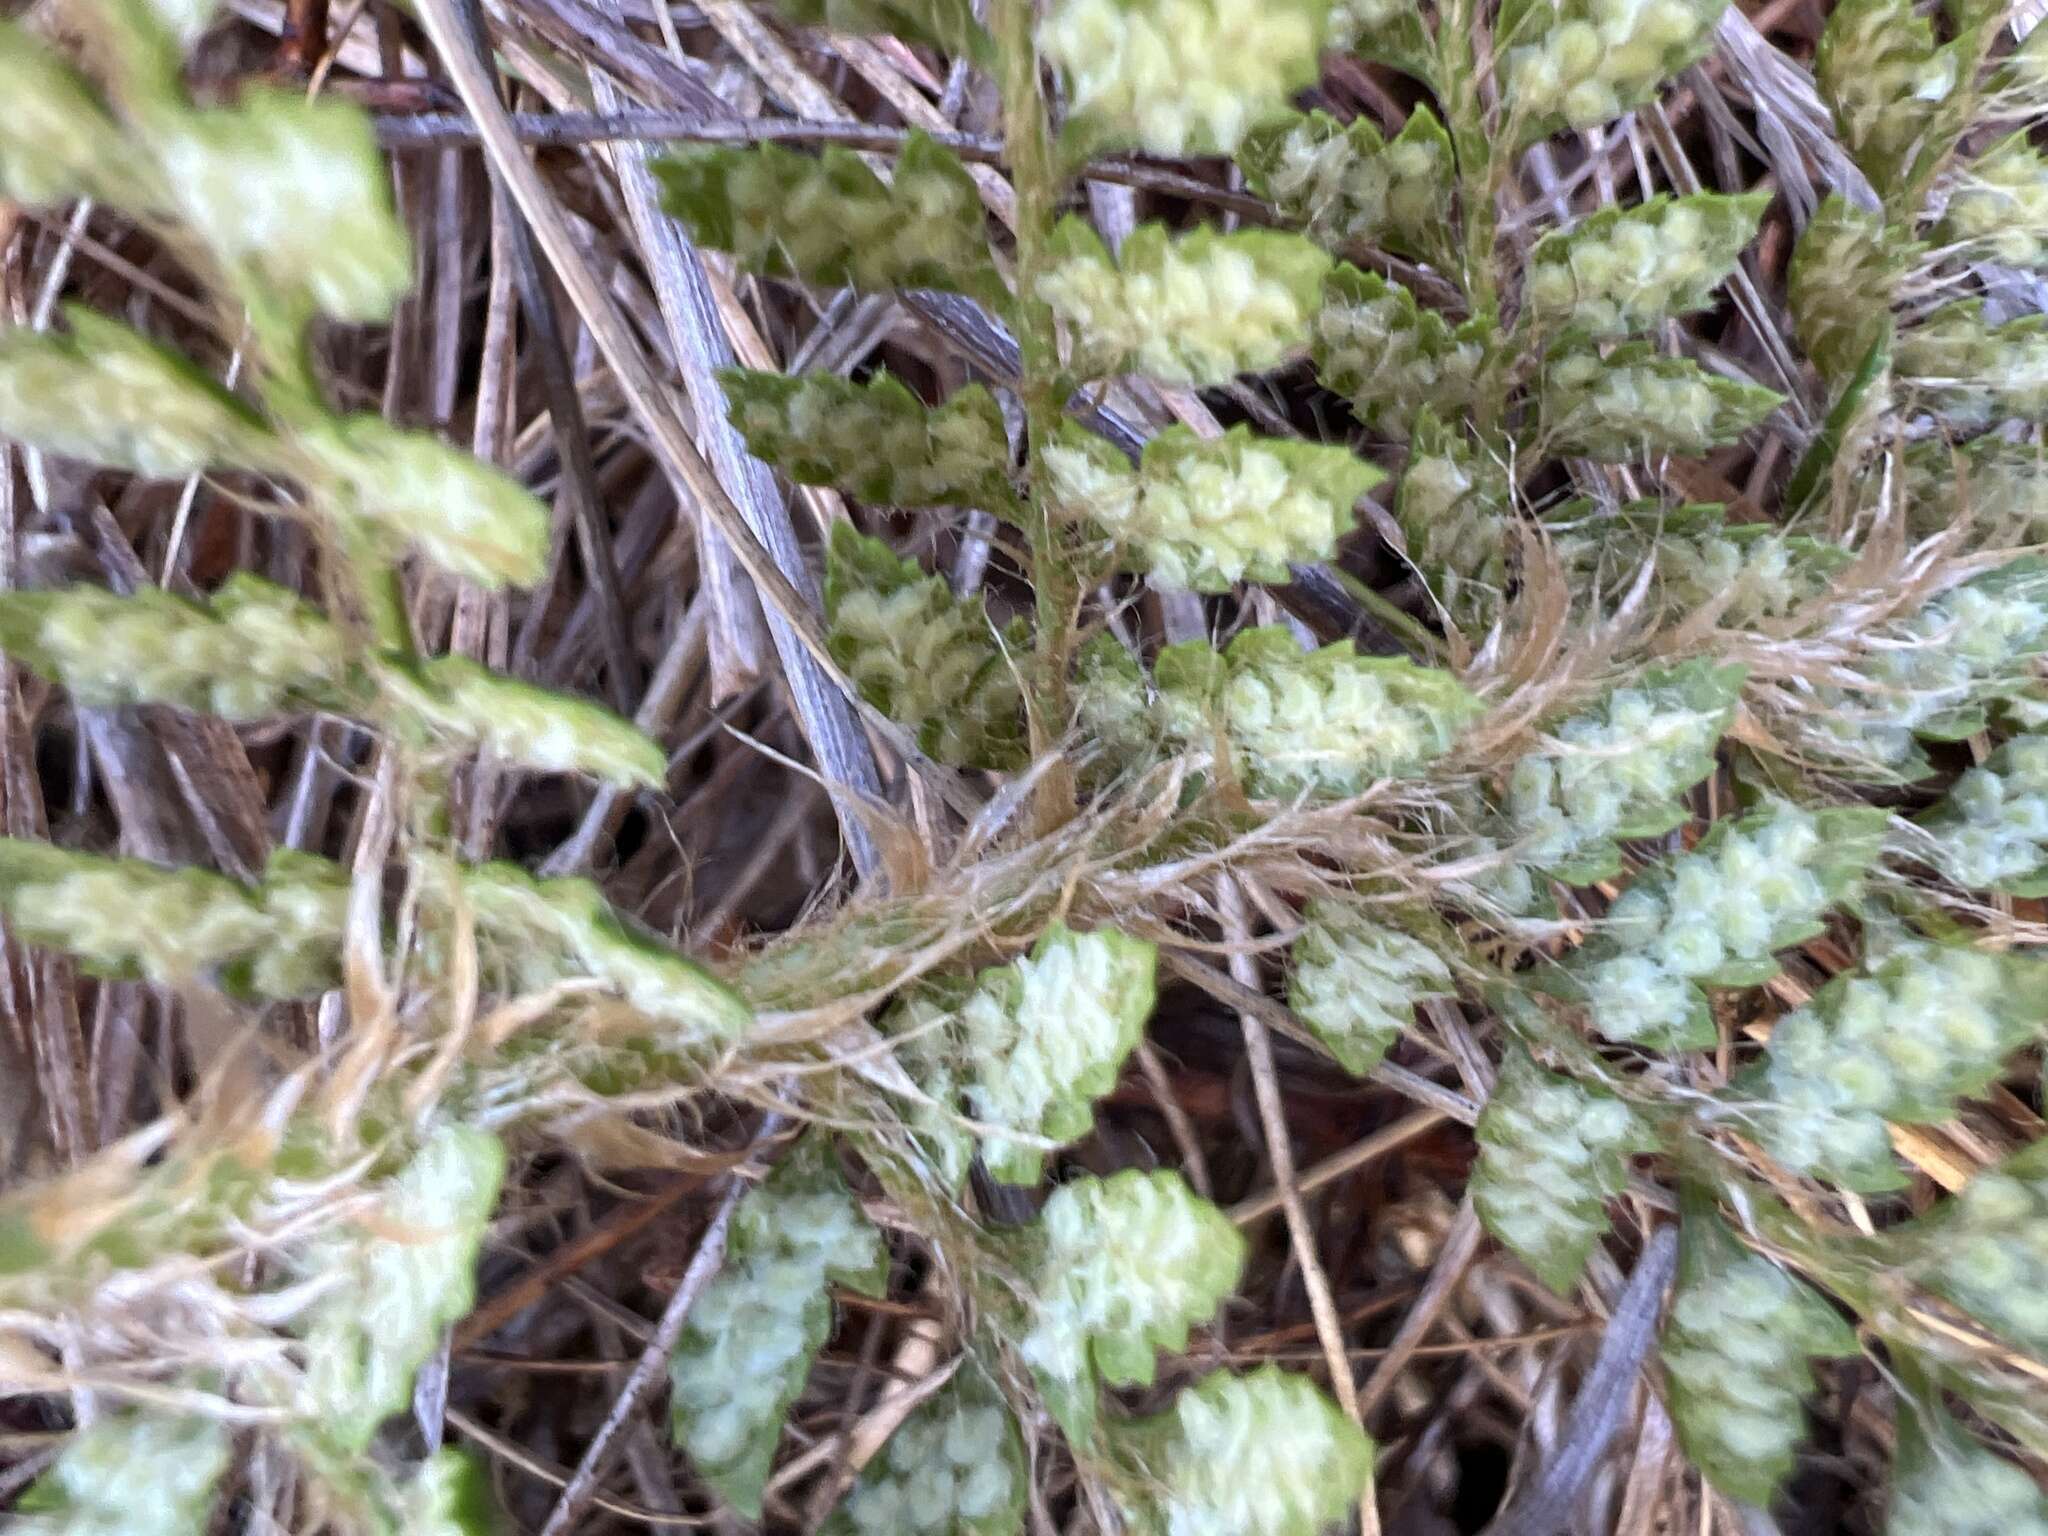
8;0;2048;1522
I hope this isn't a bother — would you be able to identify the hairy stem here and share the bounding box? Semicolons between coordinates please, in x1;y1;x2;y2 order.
992;0;1078;827
1437;0;1500;324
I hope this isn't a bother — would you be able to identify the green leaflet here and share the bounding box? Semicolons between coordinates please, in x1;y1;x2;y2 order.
1900;1139;2048;1356
0;306;275;478
1661;1209;1858;1507
823;524;1028;769
966;923;1156;1183
1070;630;1172;789
1496;0;1729;140
671;1135;888;1517
1312;266;1492;437
1901;434;2048;543
1938;132;2048;269
1503;658;1746;885
765;0;990;62
298;1124;506;1453
400;1449;512;1536
1036;219;1330;387
720;369;1014;511
1105;1366;1374;1536
458;862;752;1041
1473;1050;1655;1293
1809;559;2048;775
0;839;269;987
1789;197;1910;385
1889;1393;2048;1536
1040;422;1377;593
1895;303;2048;428
16;1414;229;1536
1924;732;2048;895
232;849;350;1000
159;90;413;330
1539;343;1781;461
823;1374;1026;1536
1017;1169;1246;1440
1322;0;1433;81
1552;502;1851;627
380;655;667;789
1237;107;1455;265
0;24;158;210
889;923;1157;1186
1037;0;1332;157
1816;0;1975;201
0;576;349;721
1396;409;1511;633
654;132;999;300
1286;899;1453;1076
1524;192;1770;340
301;413;551;589
1738;941;2048;1191
1158;626;1482;800
1565;799;1888;1049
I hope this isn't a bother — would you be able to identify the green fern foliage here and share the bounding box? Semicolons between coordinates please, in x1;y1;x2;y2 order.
1936;132;2048;268
823;524;1028;768
159;91;413;329
1106;1366;1374;1536
1321;0;1432;79
400;1450;511;1536
1041;422;1378;591
1502;660;1744;885
0;23;155;208
0;577;348;719
1816;0;1973;200
1157;626;1482;799
1312;265;1490;436
1924;733;2048;894
1524;193;1769;339
1237;106;1456;264
1894;303;2048;427
458;862;752;1039
1889;1396;2048;1536
1395;409;1511;631
1474;1050;1654;1292
1900;1140;2048;1356
1661;1210;1858;1507
1540;343;1781;460
300;414;551;588
1740;941;2046;1190
887;925;1157;1187
1496;0;1729;137
1018;1169;1245;1437
17;1415;229;1536
1565;800;1888;1048
297;1124;505;1453
656;133;999;299
825;1375;1026;1536
1036;220;1330;386
383;656;666;788
0;840;292;988
957;923;1157;1183
721;369;1014;511
1789;197;1908;385
1555;504;1850;627
671;1137;889;1517
0;306;273;477
1814;562;2048;773
1036;0;1331;156
1286;900;1453;1076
